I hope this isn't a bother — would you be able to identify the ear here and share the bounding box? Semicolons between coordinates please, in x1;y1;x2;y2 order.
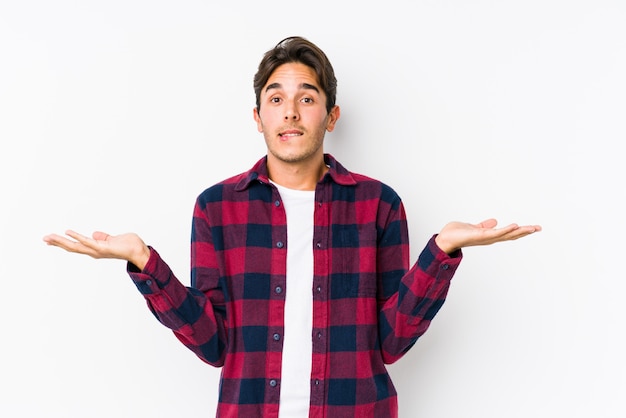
253;107;263;133
325;105;341;132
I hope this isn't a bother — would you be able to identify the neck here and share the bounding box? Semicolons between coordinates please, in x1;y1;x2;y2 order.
266;155;328;191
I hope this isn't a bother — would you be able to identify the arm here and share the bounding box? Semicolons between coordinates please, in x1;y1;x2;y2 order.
42;201;229;366
377;201;541;364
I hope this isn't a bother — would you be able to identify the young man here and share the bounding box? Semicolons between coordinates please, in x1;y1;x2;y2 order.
44;36;541;417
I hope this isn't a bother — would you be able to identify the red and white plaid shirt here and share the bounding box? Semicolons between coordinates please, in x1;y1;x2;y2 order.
128;154;462;417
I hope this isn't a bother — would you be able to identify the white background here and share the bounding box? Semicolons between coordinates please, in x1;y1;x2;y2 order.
1;1;624;417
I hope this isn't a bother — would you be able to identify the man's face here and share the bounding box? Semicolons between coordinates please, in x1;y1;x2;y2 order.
253;62;339;167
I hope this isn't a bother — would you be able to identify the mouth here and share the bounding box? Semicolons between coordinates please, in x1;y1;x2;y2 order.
278;129;303;138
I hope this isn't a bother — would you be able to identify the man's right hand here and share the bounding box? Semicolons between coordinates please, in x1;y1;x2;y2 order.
43;230;151;270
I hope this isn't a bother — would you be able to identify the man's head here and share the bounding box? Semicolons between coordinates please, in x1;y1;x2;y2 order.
253;36;337;114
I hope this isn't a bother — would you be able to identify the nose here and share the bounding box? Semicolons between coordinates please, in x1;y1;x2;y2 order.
284;101;299;121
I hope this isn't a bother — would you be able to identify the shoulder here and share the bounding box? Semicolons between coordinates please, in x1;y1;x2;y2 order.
195;171;249;205
196;156;269;205
327;154;402;205
345;170;403;208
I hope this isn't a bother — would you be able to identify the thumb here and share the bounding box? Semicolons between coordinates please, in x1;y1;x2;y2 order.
92;231;110;241
477;218;498;229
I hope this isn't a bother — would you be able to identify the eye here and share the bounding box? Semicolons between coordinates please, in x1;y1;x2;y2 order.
301;97;313;104
270;97;281;103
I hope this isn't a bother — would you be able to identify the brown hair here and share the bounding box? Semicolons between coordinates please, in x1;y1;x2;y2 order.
253;36;337;113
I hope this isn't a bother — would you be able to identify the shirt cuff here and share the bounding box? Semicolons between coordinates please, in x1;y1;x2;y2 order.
421;234;463;280
127;247;172;295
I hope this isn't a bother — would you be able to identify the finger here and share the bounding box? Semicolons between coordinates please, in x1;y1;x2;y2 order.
43;233;94;255
514;225;541;237
473;224;522;245
496;225;540;242
62;230;108;255
92;231;110;241
477;218;498;229
65;230;97;247
496;223;520;233
481;223;518;239
43;233;71;246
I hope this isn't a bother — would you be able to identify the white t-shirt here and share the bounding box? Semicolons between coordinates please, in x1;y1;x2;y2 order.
272;182;315;418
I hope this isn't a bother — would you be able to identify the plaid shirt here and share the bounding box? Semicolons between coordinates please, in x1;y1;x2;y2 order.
128;154;462;418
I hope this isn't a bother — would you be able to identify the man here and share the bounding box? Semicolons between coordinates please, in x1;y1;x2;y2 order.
43;36;540;417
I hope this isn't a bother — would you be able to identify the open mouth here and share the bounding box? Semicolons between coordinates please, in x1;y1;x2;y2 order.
279;129;303;138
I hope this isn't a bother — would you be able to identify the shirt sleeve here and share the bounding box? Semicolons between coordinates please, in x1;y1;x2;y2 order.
127;200;228;367
377;201;462;364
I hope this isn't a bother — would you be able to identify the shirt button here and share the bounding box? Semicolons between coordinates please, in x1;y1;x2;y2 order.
275;286;283;294
269;379;277;387
276;241;284;248
442;264;449;270
316;242;321;248
273;333;281;341
315;379;320;385
146;280;152;286
316;286;321;292
274;200;281;207
317;332;322;339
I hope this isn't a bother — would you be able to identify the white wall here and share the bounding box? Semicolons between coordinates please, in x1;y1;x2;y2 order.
1;1;624;417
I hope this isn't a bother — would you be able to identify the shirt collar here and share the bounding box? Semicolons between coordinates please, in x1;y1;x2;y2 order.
234;153;357;191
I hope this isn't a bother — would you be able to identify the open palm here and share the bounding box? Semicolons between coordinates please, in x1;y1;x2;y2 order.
43;230;151;269
435;218;541;254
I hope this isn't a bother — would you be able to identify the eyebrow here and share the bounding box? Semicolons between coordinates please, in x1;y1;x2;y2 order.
265;82;320;93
